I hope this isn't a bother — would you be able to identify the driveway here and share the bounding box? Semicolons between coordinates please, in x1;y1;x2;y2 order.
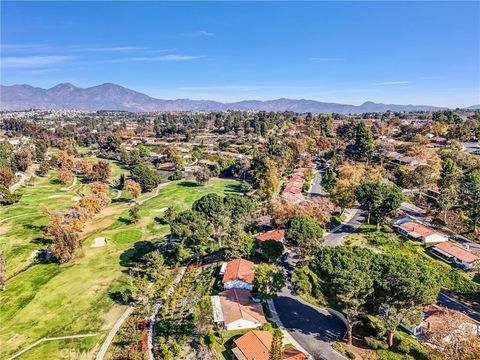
323;208;365;246
437;292;480;322
273;251;347;360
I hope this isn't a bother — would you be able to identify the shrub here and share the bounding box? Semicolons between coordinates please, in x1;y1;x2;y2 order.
332;342;355;359
396;340;411;354
364;336;388;350
363;315;387;338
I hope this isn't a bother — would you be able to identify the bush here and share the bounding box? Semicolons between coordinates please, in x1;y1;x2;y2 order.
395;340;410;354
363;315;387;338
332;342;356;359
292;266;312;295
364;336;388;350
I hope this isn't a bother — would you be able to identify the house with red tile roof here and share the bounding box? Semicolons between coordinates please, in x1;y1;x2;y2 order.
430;242;480;270
222;258;255;290
401;304;480;337
396;219;448;243
157;162;175;171
231;330;308;360
255;229;285;243
211;289;266;331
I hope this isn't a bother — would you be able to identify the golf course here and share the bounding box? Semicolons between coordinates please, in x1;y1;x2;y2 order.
0;166;241;359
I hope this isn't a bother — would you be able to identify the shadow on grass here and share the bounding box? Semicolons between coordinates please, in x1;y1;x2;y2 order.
31;237;50;245
109;289;132;305
112;197;130;204
23;223;45;232
224;183;242;193
119;217;134;225
50;178;62;185
154;216;167;225
178;181;200;188
120;241;156;267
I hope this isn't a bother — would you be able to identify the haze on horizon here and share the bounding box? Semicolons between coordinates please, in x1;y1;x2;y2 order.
1;1;479;108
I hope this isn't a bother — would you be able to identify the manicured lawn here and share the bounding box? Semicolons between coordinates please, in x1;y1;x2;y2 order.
0;178;240;359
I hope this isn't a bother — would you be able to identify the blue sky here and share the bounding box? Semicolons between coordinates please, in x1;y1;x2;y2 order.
1;1;479;107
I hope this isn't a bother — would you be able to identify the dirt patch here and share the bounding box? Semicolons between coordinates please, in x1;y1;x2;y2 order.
91;237;107;248
154;208;168;212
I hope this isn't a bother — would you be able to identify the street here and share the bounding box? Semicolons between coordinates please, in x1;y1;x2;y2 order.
273;251;347;360
323;208;365;246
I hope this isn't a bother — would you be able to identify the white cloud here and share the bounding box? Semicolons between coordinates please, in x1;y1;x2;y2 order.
0;55;73;68
184;30;215;37
374;81;413;85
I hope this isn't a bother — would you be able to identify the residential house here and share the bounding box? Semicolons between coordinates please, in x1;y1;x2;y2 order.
255;229;285;244
211;289;266;331
157;162;175;171
396;219;449;243
430;242;480;270
222;258;255;291
401;305;480;337
231;330;308;360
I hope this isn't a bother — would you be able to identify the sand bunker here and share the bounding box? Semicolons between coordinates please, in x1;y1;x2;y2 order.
72;196;80;202
48;195;69;199
154;208;169;212
91;237;107;248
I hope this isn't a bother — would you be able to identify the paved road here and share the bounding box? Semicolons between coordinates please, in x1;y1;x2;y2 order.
274;251;347;360
437;292;480;322
323;208;365;246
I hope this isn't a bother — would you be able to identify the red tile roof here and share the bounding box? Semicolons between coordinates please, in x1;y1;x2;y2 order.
433;242;480;263
233;330;272;360
219;289;266;326
255;229;285;242
399;221;447;238
222;258;255;285
282;348;308;360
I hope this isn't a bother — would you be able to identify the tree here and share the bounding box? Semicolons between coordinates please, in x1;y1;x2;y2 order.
330;179;356;214
163;207;177;224
261;240;284;262
36;160;50;177
102;132;122;152
89;160;111;183
131;163;161;192
348;122;374;162
355;181;380;224
170;210;213;257
123;179;141;199
269;328;283;360
193;193;227;245
223;194;256;225
438;158;461;190
129;205;140;223
253;157;281;202
58;168;73;185
232;158;251;179
143;250;167;281
254;263;285;300
224;225;256;259
460;169;480;233
0;185;22;205
43;210;81;263
130;274;151;304
13;148;32;172
437;186;459;223
322;166;337;192
370;183;403;229
374;254;440;347
285;215;324;257
0;168;15;187
311;246;375;345
194;167;211;185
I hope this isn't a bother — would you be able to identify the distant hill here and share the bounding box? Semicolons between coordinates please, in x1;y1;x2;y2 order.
0;82;461;114
468;104;480;110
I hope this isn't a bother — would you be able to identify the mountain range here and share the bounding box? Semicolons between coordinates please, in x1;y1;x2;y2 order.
0;82;467;114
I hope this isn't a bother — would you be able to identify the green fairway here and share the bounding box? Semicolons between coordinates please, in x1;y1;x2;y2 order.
0;178;240;359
